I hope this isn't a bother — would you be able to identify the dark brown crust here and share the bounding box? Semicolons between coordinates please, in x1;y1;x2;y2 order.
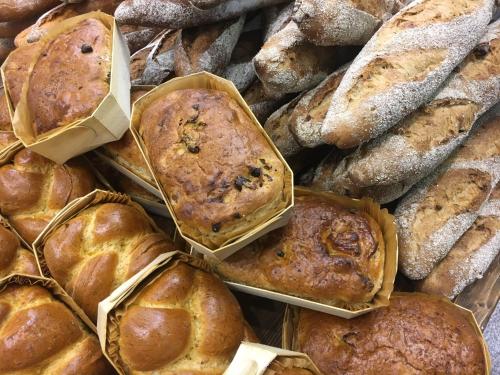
0;88;11;131
294;294;486;374
216;195;385;305
0;225;38;278
0;0;59;22
139;88;287;249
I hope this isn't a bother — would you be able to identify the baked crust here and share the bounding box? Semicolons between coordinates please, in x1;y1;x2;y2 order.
0;225;38;278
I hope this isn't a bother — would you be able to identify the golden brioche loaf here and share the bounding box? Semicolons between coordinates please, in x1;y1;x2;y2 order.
291;293;487;374
0;224;38;279
111;261;257;374
42;202;176;322
139;88;289;249
216;194;385;307
27;17;112;137
0;148;97;243
0;282;114;374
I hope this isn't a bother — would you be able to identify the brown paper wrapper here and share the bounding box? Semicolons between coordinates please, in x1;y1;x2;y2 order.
224;342;322;375
96;251;212;374
0;274;97;333
7;11;131;164
218;186;397;318
283;292;491;375
32;189;168;278
129;71;294;260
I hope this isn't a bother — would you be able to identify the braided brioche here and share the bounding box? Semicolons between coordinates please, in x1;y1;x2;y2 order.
43;202;176;322
111;261;257;374
0;148;97;244
0;282;114;374
0;224;38;279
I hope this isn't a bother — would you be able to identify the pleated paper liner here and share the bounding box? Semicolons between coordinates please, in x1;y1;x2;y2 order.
31;189;176;279
96;251;212;374
224;342;322;375
129;71;294;260
212;186;398;318
282;292;492;375
3;11;130;164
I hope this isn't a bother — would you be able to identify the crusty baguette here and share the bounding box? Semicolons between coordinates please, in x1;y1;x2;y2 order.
320;0;495;149
120;25;163;54
115;0;287;29
310;148;346;190
0;17;36;39
293;0;409;46
263;2;294;42
243;79;291;124
419;183;500;299
174;16;245;76
396;115;500;280
0;38;14;65
189;0;226;9
326;19;500;203
253;21;343;97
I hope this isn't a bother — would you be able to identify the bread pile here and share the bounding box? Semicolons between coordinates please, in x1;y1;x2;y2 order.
0;0;498;373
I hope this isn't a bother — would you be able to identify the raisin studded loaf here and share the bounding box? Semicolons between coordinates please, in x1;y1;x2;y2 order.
42;202;176;322
0;224;38;278
0;148;97;243
27;17;112;137
215;194;385;308
0;282;114;374
290;293;487;374
139;88;288;249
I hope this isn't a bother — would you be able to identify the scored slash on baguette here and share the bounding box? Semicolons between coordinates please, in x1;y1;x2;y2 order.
320;0;496;149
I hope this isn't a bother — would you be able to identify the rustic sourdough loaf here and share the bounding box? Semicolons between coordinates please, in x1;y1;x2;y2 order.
321;0;495;149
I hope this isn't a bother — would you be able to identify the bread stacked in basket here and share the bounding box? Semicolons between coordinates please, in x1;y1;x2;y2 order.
0;0;498;374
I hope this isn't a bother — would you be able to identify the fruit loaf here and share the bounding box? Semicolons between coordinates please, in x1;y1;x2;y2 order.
326;20;500;204
321;0;495;149
419;183;500;298
174;16;245;76
0;223;38;278
396;115;500;279
0;0;59;22
293;0;410;46
115;0;287;29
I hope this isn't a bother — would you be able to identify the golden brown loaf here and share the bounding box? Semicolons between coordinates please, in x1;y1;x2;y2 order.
0;87;16;151
0;283;114;374
139;88;288;249
28;17;112;137
0;0;59;22
292;293;486;374
216;194;385;307
43;202;176;322
113;261;257;374
0;148;97;244
0;225;38;278
264;358;314;375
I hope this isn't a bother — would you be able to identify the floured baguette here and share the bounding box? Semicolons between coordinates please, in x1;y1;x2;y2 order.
263;2;294;42
0;38;14;64
419;183;500;299
321;0;495;149
115;0;287;29
121;25;163;54
293;0;409;46
327;19;500;203
243;79;291;123
174;16;245;76
396;115;500;280
189;0;226;9
311;148;349;191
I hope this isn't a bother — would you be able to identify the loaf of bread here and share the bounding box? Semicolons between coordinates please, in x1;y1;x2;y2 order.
0;87;17;150
174;16;245;76
264;359;315;375
115;0;287;29
321;0;495;149
27;17;112;137
0;0;59;22
189;0;226;9
311;149;346;191
0;282;114;374
293;0;409;46
253;21;340;97
263;2;294;42
290;293;487;374
111;261;257;373
396;115;500;280
0;17;35;38
326;20;500;204
42;201;176;322
0;38;14;64
139;88;289;249
0;148;97;243
215;194;385;307
243;79;291;124
0;224;38;278
120;24;163;54
419;183;500;298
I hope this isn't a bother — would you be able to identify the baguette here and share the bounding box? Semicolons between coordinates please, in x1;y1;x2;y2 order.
174;16;245;76
0;17;36;39
396;115;500;280
253;21;341;97
189;0;226;9
311;148;349;191
419;183;500;299
293;0;409;46
327;20;500;203
115;0;287;29
120;25;163;54
243;79;291;123
0;38;14;64
320;0;495;149
0;0;59;22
